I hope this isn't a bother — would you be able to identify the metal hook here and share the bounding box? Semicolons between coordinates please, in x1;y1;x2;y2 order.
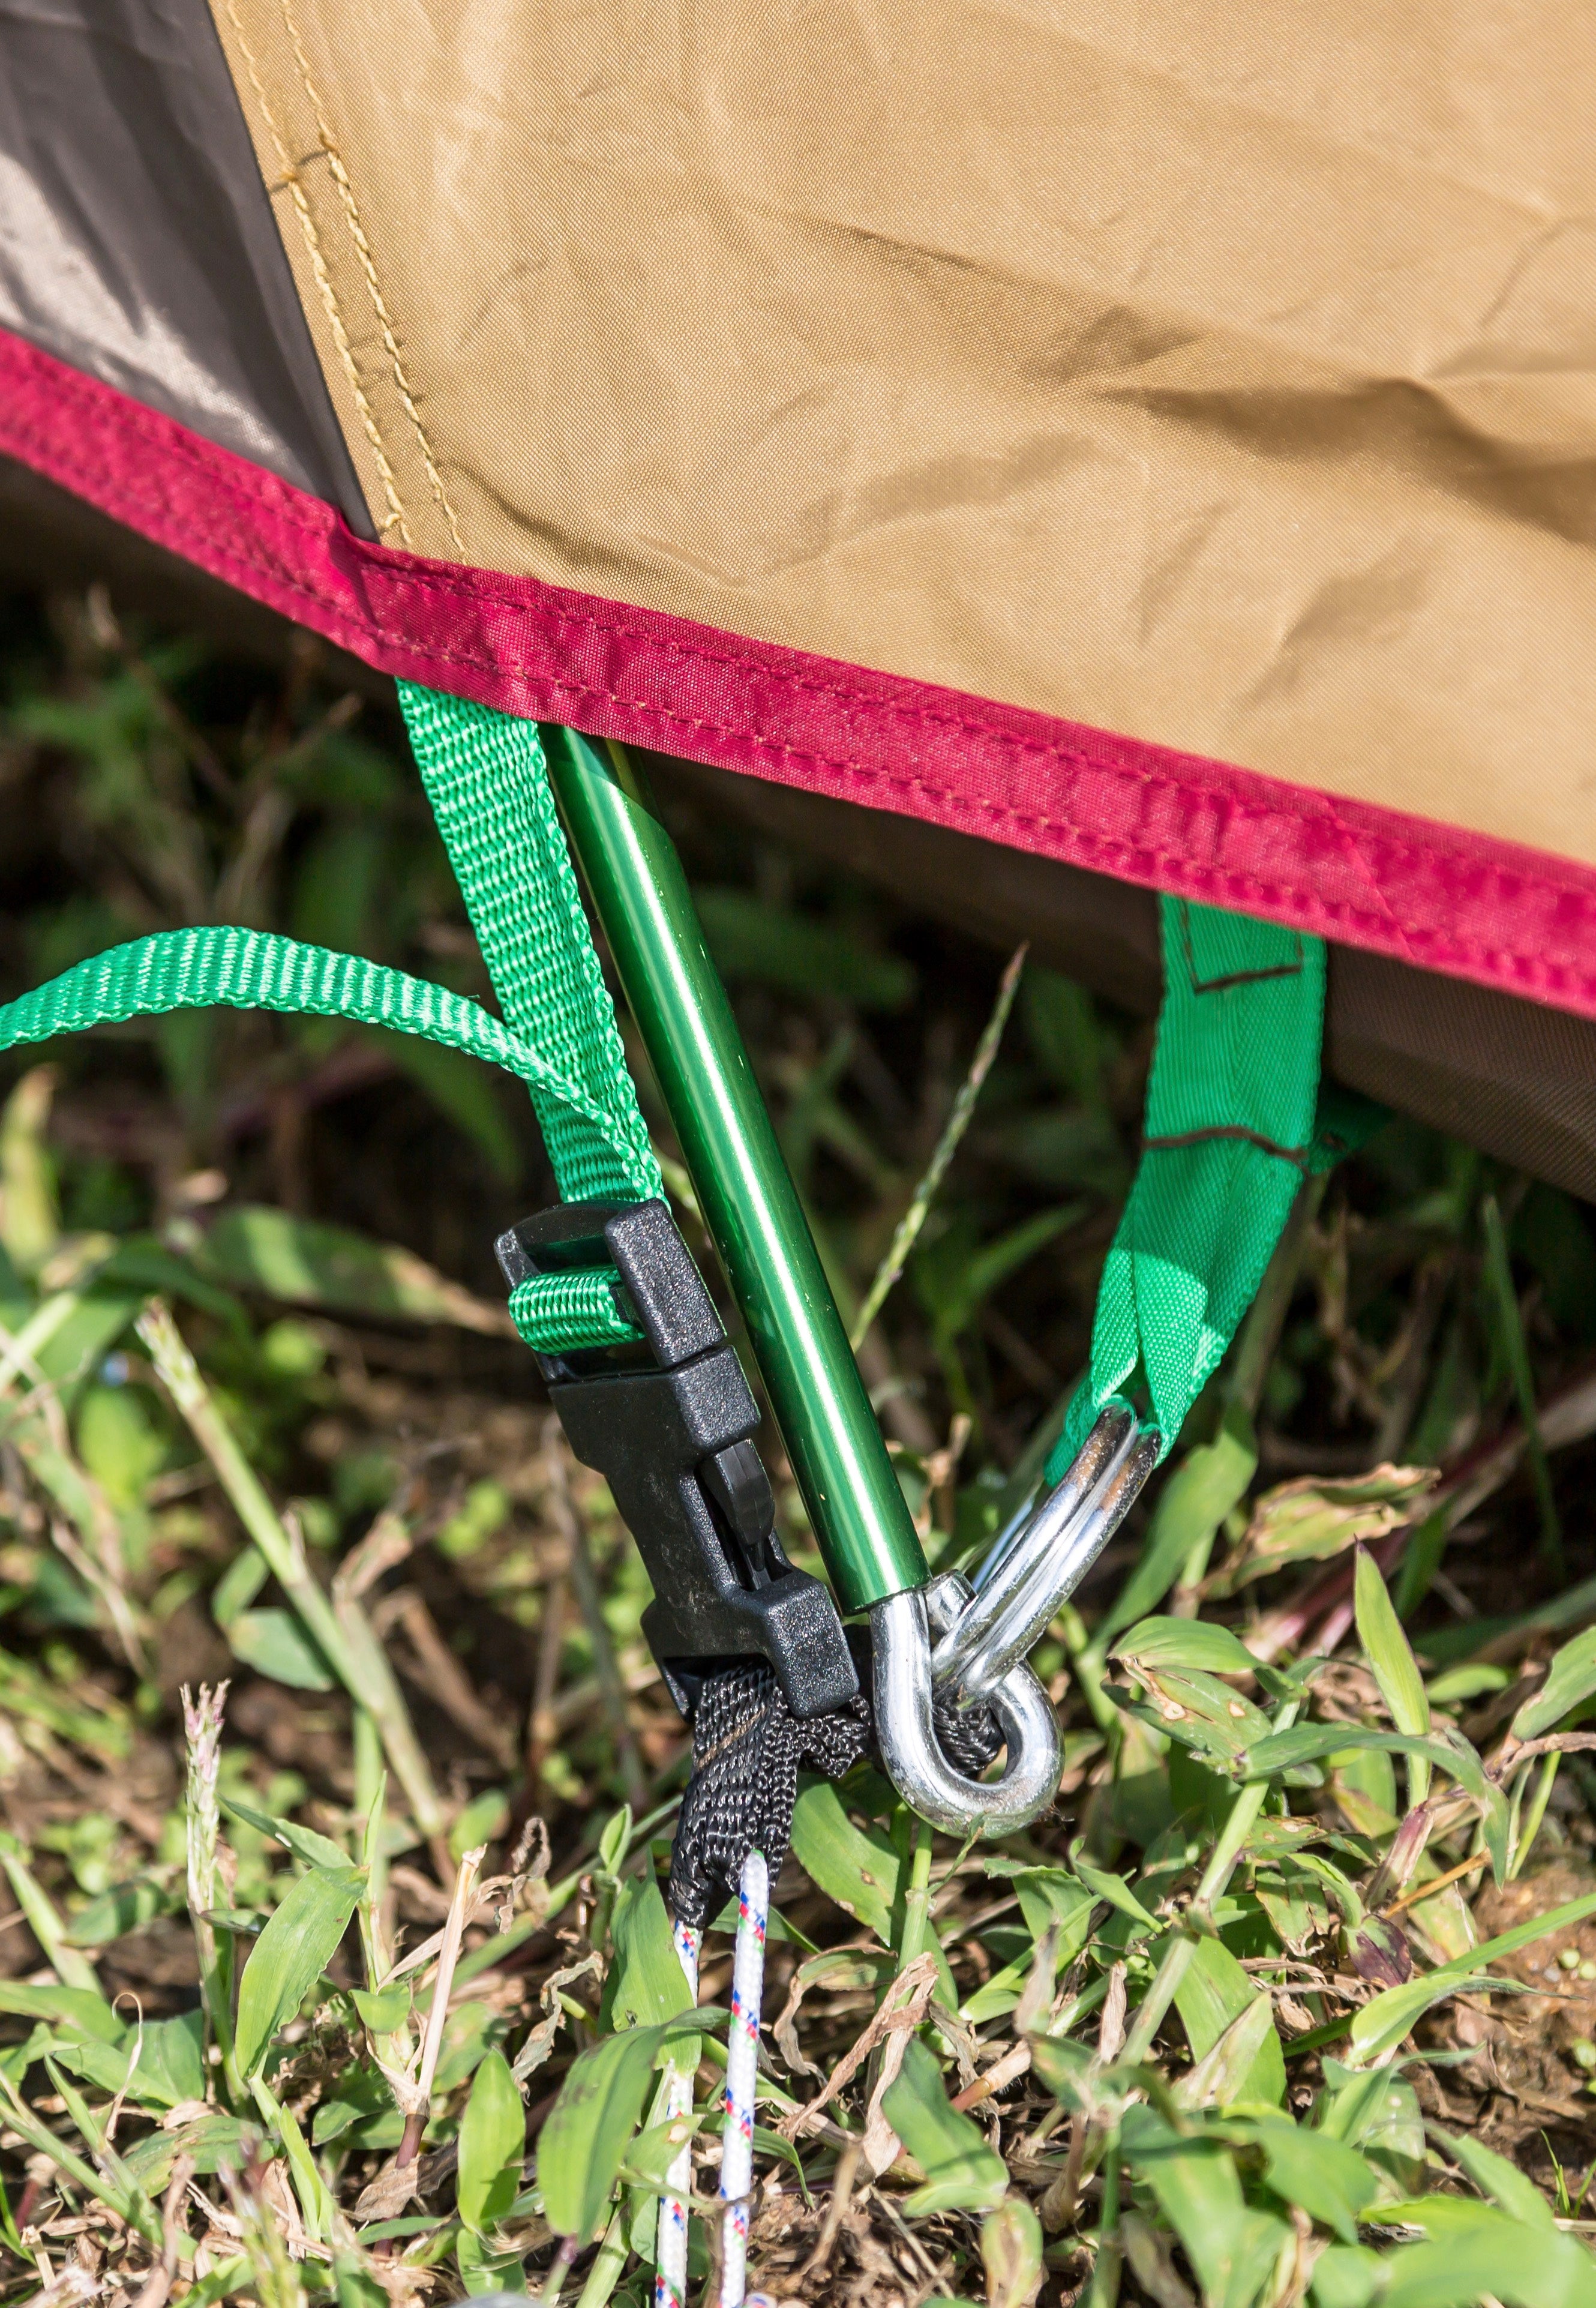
868;1401;1160;1832
869;1575;1062;1836
932;1400;1161;1707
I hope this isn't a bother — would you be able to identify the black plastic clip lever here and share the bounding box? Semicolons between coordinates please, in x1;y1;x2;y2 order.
495;1200;859;1722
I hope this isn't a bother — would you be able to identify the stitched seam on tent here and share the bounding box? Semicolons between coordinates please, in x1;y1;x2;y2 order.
10;355;1596;995
220;0;410;547
15;344;1591;942
4;374;1577;948
21;436;1582;967
37;476;1596;982
274;0;465;556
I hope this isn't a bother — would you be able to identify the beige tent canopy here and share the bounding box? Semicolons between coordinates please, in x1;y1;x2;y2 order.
4;0;1595;1187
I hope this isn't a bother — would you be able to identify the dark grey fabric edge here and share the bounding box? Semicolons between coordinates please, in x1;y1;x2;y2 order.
0;0;372;533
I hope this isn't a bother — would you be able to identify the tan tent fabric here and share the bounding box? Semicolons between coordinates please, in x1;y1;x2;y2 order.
211;1;1596;864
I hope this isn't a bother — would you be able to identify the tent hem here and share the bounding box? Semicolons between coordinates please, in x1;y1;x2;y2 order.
5;322;1596;1024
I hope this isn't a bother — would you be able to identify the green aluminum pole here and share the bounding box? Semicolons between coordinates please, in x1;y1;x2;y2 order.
540;723;926;1616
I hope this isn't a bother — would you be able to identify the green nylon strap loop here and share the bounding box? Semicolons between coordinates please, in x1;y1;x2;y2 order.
508;1269;641;1356
0;937;649;1361
0;927;584;1100
0;921;640;1177
1049;895;1328;1480
0;921;649;1359
0;689;661;1359
397;684;669;1354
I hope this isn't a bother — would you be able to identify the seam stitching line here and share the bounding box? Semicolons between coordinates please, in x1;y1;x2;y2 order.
1177;901;1307;995
220;0;410;546
20;337;1592;937
1143;1126;1311;1170
44;439;1596;971
274;0;465;555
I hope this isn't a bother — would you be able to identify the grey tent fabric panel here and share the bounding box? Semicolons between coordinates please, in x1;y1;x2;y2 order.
0;0;372;534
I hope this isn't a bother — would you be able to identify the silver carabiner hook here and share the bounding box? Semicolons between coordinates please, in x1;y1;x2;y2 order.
869;1400;1160;1834
932;1400;1160;1707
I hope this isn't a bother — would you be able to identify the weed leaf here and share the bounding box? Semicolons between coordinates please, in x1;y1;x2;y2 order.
1379;2204;1596;2308
980;2195;1043;2308
538;2021;689;2241
221;1793;352;1871
235;1863;365;2078
1355;1548;1432;1806
789;1781;901;1943
0;1982;122;2043
1173;1938;1285;2109
1512;1624;1596;1743
881;2038;1007;2216
1429;2124;1557;2231
1113;1615;1259;1678
605;1874;696;2031
197;1204;512;1334
457;2049;525;2235
225;1605;338;1691
1218;2112;1377;2241
1346;1890;1596;2068
1121;2105;1292;2308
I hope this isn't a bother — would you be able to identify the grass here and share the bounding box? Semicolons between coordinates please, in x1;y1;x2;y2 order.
2;583;1596;2306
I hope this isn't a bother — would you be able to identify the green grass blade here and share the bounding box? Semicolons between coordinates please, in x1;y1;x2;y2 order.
1354;1544;1432;1806
457;2049;525;2235
235;1863;365;2079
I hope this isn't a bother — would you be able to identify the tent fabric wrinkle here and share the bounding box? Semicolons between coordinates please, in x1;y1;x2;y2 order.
200;0;1596;871
5;320;1596;1034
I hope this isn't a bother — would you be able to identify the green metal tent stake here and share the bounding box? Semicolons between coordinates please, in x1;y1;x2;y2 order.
540;725;926;1618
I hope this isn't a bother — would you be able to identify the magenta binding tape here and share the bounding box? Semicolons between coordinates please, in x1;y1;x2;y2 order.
8;323;1596;1023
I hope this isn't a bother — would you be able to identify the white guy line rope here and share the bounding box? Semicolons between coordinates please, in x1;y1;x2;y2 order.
655;1916;702;2308
720;1850;769;2308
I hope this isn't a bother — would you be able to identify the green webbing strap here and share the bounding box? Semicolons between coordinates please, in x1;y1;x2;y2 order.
0;928;611;1119
395;685;660;1211
1048;896;1328;1479
396;687;665;1353
0;688;662;1357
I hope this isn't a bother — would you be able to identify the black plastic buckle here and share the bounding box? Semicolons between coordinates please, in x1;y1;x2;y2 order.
495;1200;859;1722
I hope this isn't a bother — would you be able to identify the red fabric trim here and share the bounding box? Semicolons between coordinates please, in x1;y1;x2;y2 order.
7;322;1596;1019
